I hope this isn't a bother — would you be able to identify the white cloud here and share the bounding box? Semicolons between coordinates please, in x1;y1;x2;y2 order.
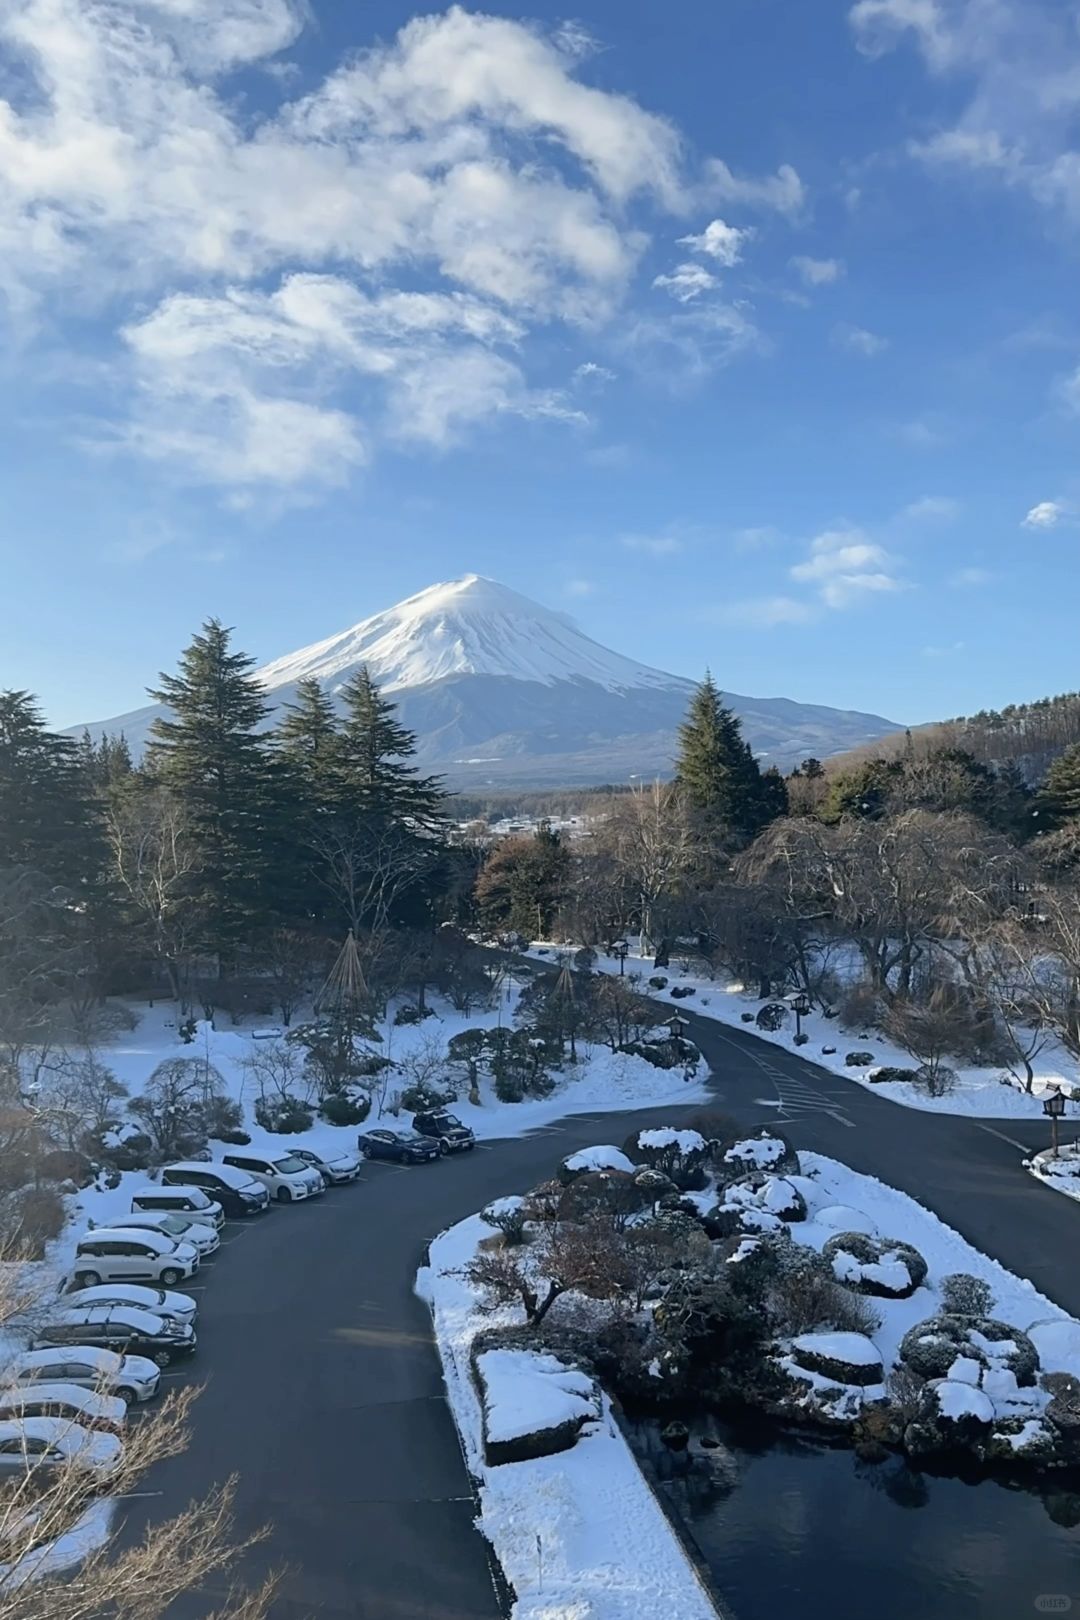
790;526;904;609
678;218;753;266
949;566;993;585
652;262;718;303
620;532;684;556
833;322;889;356
1022;499;1064;528
573;361;616;385
0;1;804;493
850;0;1080;225
705;158;806;218
790;255;844;286
901;494;960;520
713;595;816;628
623;299;762;383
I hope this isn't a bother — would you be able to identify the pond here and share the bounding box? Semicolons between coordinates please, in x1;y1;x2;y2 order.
626;1411;1080;1620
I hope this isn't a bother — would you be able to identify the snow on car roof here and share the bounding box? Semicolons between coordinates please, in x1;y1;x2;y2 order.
79;1225;176;1251
0;1383;125;1418
16;1347;121;1372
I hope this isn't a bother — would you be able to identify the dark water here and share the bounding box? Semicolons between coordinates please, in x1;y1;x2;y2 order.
626;1413;1080;1620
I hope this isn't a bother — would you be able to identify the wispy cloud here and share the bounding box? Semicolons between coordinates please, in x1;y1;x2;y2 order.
790;526;904;609
901;495;961;521
1022;499;1065;529
711;595;816;628
620;532;684;556
833;322;889;357
573;361;616;386
705;159;807;218
652;263;719;303
791;255;845;286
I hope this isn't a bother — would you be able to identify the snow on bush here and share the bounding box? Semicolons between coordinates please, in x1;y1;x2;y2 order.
637;1129;705;1155
562;1145;635;1177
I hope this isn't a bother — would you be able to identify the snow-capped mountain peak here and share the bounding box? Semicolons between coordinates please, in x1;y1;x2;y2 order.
254;574;683;695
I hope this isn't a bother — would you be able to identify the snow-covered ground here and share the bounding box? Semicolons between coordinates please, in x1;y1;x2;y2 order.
416;1215;718;1620
1024;1145;1080;1206
45;980;708;1280
528;944;1080;1121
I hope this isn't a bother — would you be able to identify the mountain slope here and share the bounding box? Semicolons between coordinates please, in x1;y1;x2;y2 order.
75;575;904;784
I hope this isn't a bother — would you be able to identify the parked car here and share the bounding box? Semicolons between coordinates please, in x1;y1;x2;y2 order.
221;1151;324;1203
411;1111;476;1153
161;1162;270;1218
95;1211;219;1257
0;1382;126;1435
31;1305;197;1368
73;1228;199;1289
58;1282;198;1329
11;1346;160;1405
0;1417;121;1480
289;1147;362;1186
130;1184;225;1230
357;1129;442;1164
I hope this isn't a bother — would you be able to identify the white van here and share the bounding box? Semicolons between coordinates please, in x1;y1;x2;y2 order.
73;1228;199;1288
130;1184;224;1229
221;1151;324;1203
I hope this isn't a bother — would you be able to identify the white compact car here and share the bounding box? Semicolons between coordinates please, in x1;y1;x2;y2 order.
11;1346;160;1404
95;1211;219;1257
0;1417;121;1479
221;1151;324;1203
0;1382;127;1434
58;1282;198;1329
73;1228;199;1288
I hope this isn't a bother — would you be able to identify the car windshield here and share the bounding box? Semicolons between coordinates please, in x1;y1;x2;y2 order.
273;1156;308;1174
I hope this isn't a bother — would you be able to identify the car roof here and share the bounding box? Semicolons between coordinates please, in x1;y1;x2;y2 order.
80;1225;174;1250
50;1304;165;1333
0;1416;93;1445
166;1161;255;1188
0;1383;124;1416
131;1183;209;1199
16;1347;120;1371
66;1284;164;1301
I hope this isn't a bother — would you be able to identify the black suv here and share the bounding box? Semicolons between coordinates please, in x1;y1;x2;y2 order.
31;1305;197;1368
412;1111;476;1153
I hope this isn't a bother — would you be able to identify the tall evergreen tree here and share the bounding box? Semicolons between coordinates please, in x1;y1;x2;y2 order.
1038;743;1080;831
336;667;444;829
0;691;100;890
675;674;772;839
277;678;341;781
147;621;270;962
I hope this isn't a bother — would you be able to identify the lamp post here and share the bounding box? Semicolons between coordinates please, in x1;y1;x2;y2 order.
1043;1087;1066;1158
666;1013;689;1044
791;991;812;1041
612;940;629;976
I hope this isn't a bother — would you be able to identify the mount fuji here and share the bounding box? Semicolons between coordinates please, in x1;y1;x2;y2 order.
76;575;902;786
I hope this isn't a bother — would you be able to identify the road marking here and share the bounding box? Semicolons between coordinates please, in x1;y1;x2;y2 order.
754;1098;785;1109
973;1122;1032;1154
116;1490;164;1500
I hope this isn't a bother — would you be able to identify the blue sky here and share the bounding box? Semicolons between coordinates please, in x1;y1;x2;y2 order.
2;0;1079;730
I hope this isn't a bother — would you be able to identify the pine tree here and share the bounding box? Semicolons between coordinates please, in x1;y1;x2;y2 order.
0;691;100;890
147;621;271;962
277;678;341;781
336;667;444;829
1038;743;1080;831
675;674;772;838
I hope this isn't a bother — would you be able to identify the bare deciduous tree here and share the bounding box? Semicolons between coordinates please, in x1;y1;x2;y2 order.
105;789;197;1005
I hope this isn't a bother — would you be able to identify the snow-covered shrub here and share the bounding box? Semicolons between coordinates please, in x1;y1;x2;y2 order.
648;975;668;990
669;984;695;1000
740;1012;755;1023
106;1131;156;1172
793;1033;809;1046
254;1094;314;1134
941;1274;995;1318
480;1197;527;1247
718;1131;800;1184
822;1232;928;1299
765;1245;881;1338
400;1080;456;1113
558;1145;635;1183
203;1097;245;1141
623;1126;708;1190
900;1315;1039;1386
868;1066;920;1085
845;1051;875;1067
7;1186;66;1258
914;1062;956;1097
725;1172;807;1223
790;1332;884;1387
216;1128;251;1145
319;1091;371;1127
755;1003;787;1032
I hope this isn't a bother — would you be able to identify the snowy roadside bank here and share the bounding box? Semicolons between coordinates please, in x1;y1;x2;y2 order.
1024;1145;1080;1207
526;944;1079;1122
416;1216;720;1620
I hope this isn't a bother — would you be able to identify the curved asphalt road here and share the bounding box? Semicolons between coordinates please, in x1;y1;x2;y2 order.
125;1008;1080;1619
